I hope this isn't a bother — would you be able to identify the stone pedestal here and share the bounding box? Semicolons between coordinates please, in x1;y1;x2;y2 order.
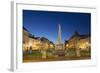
76;48;81;57
41;50;47;59
56;44;63;50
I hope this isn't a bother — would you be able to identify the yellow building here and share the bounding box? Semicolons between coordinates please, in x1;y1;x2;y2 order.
23;27;55;51
49;41;55;49
65;32;91;51
77;37;90;51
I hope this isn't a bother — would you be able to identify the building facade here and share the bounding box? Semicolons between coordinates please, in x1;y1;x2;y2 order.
65;32;91;51
23;27;55;51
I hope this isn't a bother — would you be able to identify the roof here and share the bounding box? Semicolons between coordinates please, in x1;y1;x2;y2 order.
69;31;90;41
23;26;29;32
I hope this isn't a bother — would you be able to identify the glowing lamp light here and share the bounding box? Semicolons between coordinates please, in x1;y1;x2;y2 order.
29;41;32;47
86;42;89;45
66;44;69;47
50;44;54;48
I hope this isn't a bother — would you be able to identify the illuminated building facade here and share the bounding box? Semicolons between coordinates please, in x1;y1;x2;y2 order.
23;27;55;51
65;32;91;51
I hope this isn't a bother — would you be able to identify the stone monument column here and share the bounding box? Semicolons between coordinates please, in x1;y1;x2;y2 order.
56;24;63;50
58;24;62;44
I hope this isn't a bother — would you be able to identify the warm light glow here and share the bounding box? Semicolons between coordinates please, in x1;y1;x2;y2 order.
86;42;89;45
29;41;32;47
78;41;90;50
50;44;54;48
79;44;86;49
66;44;69;47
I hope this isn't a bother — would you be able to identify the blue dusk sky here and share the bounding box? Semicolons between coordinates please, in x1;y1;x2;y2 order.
23;10;91;44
